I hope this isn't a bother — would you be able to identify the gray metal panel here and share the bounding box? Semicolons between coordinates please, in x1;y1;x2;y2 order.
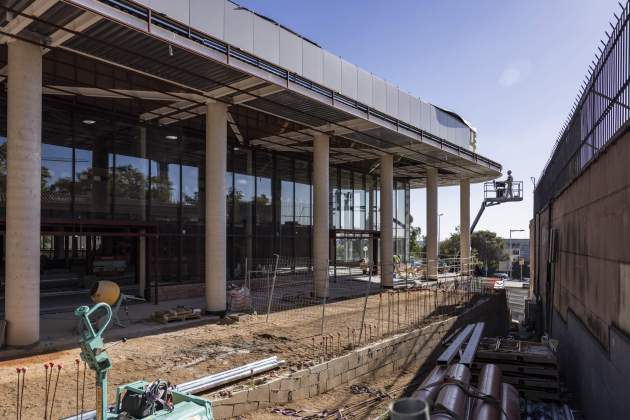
372;76;387;113
398;91;411;124
357;68;372;106
253;13;279;65
190;0;225;41
341;58;357;100
410;97;421;127
279;27;302;74
323;50;341;92
151;0;189;25
302;39;323;84
225;1;253;53
386;81;398;118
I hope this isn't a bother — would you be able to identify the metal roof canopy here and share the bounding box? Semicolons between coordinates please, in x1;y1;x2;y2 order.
0;0;502;188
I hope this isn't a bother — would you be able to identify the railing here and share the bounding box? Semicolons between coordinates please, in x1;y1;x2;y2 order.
484;180;523;202
535;1;630;212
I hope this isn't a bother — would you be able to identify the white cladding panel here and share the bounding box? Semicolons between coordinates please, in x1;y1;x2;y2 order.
323;51;342;92
341;59;358;100
190;0;225;41
279;28;302;74
150;0;189;25
225;2;253;53
357;68;372;106
137;0;475;150
398;91;411;124
372;76;387;113
302;40;323;85
253;15;279;65
386;82;398;119
410;97;421;127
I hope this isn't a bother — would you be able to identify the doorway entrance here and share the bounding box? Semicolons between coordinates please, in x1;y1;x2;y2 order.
331;229;379;278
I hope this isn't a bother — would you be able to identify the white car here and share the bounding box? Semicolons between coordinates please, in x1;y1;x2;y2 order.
493;279;505;290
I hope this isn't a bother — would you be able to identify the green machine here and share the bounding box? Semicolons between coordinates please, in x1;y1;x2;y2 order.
75;303;214;420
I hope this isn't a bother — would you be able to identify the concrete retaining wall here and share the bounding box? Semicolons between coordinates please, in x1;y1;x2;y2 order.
210;293;508;418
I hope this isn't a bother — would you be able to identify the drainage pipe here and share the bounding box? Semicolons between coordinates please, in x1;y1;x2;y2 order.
412;366;447;403
390;398;430;420
431;364;470;419
471;363;502;420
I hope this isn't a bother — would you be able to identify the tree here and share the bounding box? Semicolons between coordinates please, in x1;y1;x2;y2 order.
471;230;508;275
409;226;422;257
436;229;508;274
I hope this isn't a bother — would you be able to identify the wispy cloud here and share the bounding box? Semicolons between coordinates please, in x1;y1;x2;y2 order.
498;60;532;87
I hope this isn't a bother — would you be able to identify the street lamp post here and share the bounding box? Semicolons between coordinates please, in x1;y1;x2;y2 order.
509;229;525;280
438;213;444;258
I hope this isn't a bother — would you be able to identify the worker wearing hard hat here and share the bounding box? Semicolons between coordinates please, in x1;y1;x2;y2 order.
506;170;514;198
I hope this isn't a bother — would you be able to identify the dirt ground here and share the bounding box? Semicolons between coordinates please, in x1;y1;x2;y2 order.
0;287;467;419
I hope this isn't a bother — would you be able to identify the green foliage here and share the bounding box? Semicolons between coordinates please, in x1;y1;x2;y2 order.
437;229;508;274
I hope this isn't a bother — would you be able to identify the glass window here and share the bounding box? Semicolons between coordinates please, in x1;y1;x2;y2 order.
255;151;273;237
340;170;353;229
353;173;365;230
330;167;339;229
114;153;149;221
182;165;199;222
151;161;180;222
295;160;311;227
41;143;73;218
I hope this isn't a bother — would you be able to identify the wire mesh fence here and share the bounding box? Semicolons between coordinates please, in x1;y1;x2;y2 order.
226;255;492;360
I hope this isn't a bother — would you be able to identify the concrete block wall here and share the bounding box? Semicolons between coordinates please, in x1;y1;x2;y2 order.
210;319;454;419
209;293;507;419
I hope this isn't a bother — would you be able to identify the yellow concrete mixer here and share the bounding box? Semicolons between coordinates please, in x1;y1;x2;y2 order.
90;280;145;327
90;280;121;305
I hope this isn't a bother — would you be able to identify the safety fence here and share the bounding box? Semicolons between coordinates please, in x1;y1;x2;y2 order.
535;0;630;212
226;255;493;360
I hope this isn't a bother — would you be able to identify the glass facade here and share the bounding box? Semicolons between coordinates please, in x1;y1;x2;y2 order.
0;96;410;296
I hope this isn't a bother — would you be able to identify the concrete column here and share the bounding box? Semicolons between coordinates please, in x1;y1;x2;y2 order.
313;134;329;297
459;178;471;275
426;167;438;280
5;40;42;346
380;155;393;287
205;102;227;314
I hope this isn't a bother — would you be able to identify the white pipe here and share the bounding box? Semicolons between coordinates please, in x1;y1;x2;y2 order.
176;357;279;390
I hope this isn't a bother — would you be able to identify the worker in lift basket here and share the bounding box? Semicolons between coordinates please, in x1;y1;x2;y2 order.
506;170;513;198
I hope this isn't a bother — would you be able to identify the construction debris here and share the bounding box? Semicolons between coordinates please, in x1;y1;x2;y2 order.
473;337;560;401
151;306;202;324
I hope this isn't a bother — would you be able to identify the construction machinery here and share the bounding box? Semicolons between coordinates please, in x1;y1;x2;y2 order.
470;180;523;233
75;303;214;419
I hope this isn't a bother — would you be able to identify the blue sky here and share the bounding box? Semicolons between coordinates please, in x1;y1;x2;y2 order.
236;0;621;240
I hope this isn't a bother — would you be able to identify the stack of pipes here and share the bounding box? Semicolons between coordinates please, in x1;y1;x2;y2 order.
411;363;520;420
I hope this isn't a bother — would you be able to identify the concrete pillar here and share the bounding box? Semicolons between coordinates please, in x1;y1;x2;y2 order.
459;178;471;275
313;134;329;297
380;155;393;287
205;102;227;314
426;167;438;280
5;40;42;346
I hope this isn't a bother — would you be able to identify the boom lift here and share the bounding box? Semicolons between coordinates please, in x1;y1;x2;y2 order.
470;180;523;233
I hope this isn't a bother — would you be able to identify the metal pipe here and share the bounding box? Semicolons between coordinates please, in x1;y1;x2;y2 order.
431;364;471;419
389;398;430;420
500;383;520;420
412;366;447;403
176;357;280;391
472;364;502;420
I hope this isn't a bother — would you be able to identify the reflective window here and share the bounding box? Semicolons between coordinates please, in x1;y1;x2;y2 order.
151;161;180;222
182;165;199;221
340;170;353;229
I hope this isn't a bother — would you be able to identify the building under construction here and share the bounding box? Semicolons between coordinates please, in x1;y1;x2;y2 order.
0;0;502;347
532;1;630;418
